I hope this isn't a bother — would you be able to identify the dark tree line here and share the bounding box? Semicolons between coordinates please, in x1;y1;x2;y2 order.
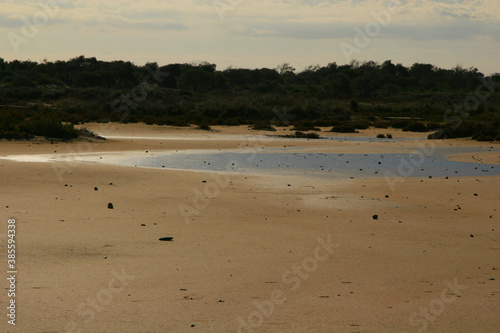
0;56;499;140
1;56;495;95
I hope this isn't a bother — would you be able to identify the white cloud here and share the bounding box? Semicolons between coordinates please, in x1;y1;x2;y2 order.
0;0;498;74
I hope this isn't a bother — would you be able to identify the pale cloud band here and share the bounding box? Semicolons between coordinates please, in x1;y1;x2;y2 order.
0;0;498;74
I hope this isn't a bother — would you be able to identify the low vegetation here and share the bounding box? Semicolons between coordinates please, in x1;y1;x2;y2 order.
1;56;499;141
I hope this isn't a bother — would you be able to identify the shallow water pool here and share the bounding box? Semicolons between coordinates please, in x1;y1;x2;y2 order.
100;147;500;179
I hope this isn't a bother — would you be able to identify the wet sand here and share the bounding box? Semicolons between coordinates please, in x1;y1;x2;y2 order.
1;124;499;332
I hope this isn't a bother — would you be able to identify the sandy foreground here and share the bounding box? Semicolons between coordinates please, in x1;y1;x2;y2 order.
0;124;499;333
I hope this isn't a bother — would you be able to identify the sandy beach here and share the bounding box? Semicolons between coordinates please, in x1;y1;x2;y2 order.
1;124;499;333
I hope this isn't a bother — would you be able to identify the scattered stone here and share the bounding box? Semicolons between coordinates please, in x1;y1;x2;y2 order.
108;203;114;209
109;183;113;185
94;187;98;191
191;324;195;328
385;195;389;198
218;300;224;303
159;237;174;241
372;215;378;220
470;234;474;238
474;193;478;196
141;224;146;226
202;180;207;183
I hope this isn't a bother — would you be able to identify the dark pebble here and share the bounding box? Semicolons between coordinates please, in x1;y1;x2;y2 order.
108;203;114;209
372;215;378;220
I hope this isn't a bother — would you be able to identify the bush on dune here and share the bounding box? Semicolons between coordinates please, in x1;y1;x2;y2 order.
330;125;358;133
22;117;79;139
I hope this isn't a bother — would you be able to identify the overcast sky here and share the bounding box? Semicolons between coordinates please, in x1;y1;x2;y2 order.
1;0;498;74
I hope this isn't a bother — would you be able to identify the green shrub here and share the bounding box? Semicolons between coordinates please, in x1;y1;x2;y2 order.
0;130;33;140
330;126;358;133
390;119;411;129
292;120;320;131
403;122;429;132
348;120;370;130
197;122;212;130
426;122;442;131
20;117;78;139
474;134;495;142
252;121;276;131
373;120;389;128
294;131;320;139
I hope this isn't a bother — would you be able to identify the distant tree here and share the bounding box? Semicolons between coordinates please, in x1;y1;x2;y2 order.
275;63;295;75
